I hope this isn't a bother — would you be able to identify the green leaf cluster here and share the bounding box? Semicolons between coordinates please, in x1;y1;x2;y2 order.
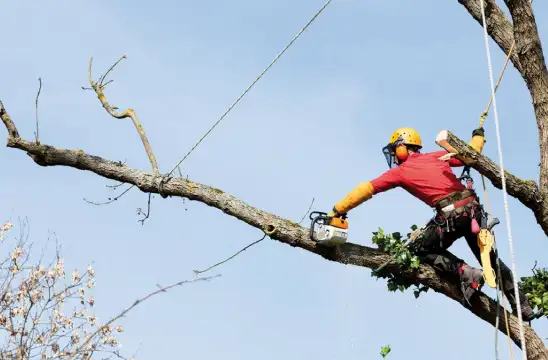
371;225;429;298
380;345;391;358
518;263;548;317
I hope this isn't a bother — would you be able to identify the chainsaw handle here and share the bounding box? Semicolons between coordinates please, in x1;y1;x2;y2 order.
309;212;328;241
309;211;327;220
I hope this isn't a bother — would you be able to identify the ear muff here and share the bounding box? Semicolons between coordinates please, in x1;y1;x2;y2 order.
395;144;408;162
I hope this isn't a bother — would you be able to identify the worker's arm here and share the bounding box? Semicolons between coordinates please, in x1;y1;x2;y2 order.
468;127;486;153
444;127;486;167
332;167;402;215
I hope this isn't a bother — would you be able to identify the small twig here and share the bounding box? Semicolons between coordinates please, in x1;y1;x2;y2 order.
193;234;267;275
106;182;126;190
298;197;315;225
35;78;42;144
136;193;152;225
101;79;114;88
83;185;134;205
99;56;126;87
67;274;220;360
87;56;160;176
193;198;316;275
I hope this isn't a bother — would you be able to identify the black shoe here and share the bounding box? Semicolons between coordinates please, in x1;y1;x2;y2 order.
505;289;538;322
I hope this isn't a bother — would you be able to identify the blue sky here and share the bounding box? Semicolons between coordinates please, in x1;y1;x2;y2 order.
1;0;547;359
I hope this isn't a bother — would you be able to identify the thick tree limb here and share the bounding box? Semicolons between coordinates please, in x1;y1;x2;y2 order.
458;0;548;241
502;0;548;215
457;0;523;74
436;130;548;237
1;104;546;358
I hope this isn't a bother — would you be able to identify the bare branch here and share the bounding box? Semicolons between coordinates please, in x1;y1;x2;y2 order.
97;56;125;87
136;194;152;225
298;197;315;225
0;101;19;139
83;186;134;206
105;182;125;190
87;56;160;176
68;274;221;360
35;78;42;144
193;235;266;275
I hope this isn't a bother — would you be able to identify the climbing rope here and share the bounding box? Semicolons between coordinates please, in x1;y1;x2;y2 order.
467;0;534;357
164;0;335;178
482;176;515;360
478;0;527;358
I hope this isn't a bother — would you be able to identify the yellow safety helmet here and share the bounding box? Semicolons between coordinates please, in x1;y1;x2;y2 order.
382;127;422;168
389;127;422;147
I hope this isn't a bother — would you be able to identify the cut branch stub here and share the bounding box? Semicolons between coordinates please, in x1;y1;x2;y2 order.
88;56;160;176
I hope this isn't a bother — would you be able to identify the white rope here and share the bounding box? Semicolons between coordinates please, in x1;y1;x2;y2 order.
478;0;527;358
165;0;335;176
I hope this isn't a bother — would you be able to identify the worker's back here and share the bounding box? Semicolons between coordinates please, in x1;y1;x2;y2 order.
398;151;466;206
371;150;466;207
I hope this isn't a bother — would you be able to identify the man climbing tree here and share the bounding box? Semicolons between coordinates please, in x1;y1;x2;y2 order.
328;127;538;321
0;0;547;359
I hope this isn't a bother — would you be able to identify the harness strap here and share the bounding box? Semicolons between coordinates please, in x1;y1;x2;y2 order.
434;189;476;210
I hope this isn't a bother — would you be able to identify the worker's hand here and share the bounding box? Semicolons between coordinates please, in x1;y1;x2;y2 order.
328;207;341;218
472;127;485;137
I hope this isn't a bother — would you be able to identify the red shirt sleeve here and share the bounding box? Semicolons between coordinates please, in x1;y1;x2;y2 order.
370;167;402;193
430;150;464;167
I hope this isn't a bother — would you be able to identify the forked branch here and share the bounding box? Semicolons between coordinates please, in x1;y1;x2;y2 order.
88;56;160;176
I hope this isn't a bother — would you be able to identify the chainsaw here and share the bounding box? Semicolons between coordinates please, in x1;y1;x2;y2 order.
309;211;348;246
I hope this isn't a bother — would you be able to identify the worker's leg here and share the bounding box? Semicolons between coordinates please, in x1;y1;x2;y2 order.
409;219;484;306
410;223;463;273
462;211;537;320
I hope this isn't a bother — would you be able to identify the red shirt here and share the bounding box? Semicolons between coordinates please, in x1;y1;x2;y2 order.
370;151;466;207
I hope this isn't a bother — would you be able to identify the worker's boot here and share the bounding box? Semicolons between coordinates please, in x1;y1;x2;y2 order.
457;263;484;307
496;261;539;321
505;289;537;322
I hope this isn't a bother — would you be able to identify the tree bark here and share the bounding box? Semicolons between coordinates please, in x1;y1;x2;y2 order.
457;0;548;238
503;0;548;232
1;104;546;358
458;0;523;73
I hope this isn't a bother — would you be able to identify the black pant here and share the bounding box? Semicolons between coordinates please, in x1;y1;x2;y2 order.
410;203;516;294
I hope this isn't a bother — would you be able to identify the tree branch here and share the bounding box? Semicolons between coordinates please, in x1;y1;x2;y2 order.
35;77;42;144
502;0;548;214
457;0;523;74
1;105;546;357
435;130;548;236
88;56;160;176
67;274;220;360
457;0;548;243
